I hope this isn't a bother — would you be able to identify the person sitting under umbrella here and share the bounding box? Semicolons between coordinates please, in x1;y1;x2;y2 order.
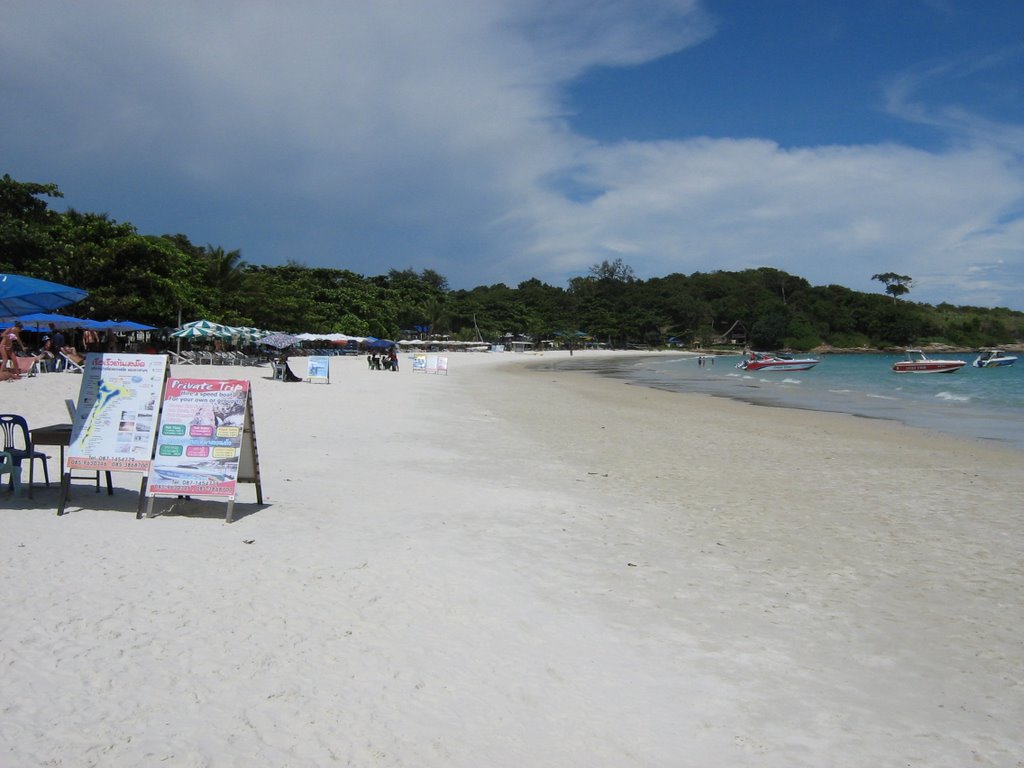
278;348;303;382
36;335;56;372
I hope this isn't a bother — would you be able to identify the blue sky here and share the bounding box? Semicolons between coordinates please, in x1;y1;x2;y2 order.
2;1;1023;309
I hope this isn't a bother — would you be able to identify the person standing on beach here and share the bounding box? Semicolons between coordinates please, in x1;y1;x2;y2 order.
1;321;26;369
83;326;99;352
48;324;66;370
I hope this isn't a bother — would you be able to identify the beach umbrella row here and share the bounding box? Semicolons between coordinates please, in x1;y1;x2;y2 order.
170;320;274;342
9;311;156;333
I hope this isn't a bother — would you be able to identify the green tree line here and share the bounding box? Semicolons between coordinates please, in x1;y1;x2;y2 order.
3;174;1022;349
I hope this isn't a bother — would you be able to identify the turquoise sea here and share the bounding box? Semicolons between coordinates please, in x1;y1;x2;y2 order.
535;352;1024;452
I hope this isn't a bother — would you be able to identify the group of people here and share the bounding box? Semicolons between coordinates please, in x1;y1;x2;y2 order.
0;321;90;379
367;348;399;371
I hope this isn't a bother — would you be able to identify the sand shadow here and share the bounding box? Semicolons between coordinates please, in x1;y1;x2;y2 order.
14;482;145;517
7;483;268;522
144;496;269;522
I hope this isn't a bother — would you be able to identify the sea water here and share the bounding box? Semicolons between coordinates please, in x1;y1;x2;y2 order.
535;352;1024;452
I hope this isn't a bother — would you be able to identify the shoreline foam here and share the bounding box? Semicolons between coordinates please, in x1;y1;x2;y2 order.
530;351;1024;452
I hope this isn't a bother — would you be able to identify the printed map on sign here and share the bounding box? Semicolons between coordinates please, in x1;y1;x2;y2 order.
148;378;250;497
67;354;167;473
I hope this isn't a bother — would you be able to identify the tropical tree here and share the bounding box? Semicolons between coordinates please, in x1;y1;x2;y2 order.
0;174;65;274
872;272;913;303
588;257;636;283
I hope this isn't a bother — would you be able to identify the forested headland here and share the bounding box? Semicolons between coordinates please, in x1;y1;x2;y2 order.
3;174;1022;350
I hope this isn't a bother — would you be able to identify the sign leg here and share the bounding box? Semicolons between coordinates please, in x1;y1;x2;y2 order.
56;472;71;516
136;476;148;519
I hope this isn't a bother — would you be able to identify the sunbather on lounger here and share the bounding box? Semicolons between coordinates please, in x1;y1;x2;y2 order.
60;347;86;371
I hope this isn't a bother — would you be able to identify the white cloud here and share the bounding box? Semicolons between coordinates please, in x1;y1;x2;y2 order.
527;138;1024;304
2;1;1022;308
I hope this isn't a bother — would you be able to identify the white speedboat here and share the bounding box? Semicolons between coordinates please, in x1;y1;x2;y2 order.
972;349;1017;368
892;349;966;374
736;351;819;372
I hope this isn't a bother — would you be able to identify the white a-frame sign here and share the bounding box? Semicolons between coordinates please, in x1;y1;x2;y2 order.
60;353;168;516
145;377;263;522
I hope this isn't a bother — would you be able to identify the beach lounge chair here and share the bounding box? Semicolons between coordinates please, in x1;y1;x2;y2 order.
168;350;196;365
0;449;21;495
0;414;50;497
15;355;41;377
59;350;85;373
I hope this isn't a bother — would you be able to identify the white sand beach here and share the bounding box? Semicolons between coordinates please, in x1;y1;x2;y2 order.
2;351;1022;767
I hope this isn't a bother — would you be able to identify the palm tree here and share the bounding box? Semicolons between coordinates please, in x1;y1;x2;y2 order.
205;246;247;294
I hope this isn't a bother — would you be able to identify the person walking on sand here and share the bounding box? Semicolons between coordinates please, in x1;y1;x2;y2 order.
1;321;26;370
48;324;66;371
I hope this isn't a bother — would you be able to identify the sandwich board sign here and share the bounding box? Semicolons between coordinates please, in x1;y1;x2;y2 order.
307;355;330;383
412;354;448;375
145;377;263;522
60;353;168;515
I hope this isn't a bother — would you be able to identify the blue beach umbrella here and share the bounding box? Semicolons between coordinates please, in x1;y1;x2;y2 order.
0;273;88;320
10;311;99;331
91;320;157;332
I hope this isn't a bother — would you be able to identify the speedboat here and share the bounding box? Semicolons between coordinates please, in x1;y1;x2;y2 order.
972;349;1017;368
736;351;819;372
892;349;966;374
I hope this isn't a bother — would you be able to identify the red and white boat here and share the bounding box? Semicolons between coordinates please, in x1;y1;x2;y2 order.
892;349;966;374
736;351;820;372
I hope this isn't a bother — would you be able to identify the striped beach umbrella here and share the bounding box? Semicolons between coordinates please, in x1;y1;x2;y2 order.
230;326;269;342
170;325;216;339
171;319;230;338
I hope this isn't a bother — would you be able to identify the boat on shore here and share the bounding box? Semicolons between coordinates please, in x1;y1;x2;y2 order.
972;349;1017;368
892;349;966;374
737;351;820;372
